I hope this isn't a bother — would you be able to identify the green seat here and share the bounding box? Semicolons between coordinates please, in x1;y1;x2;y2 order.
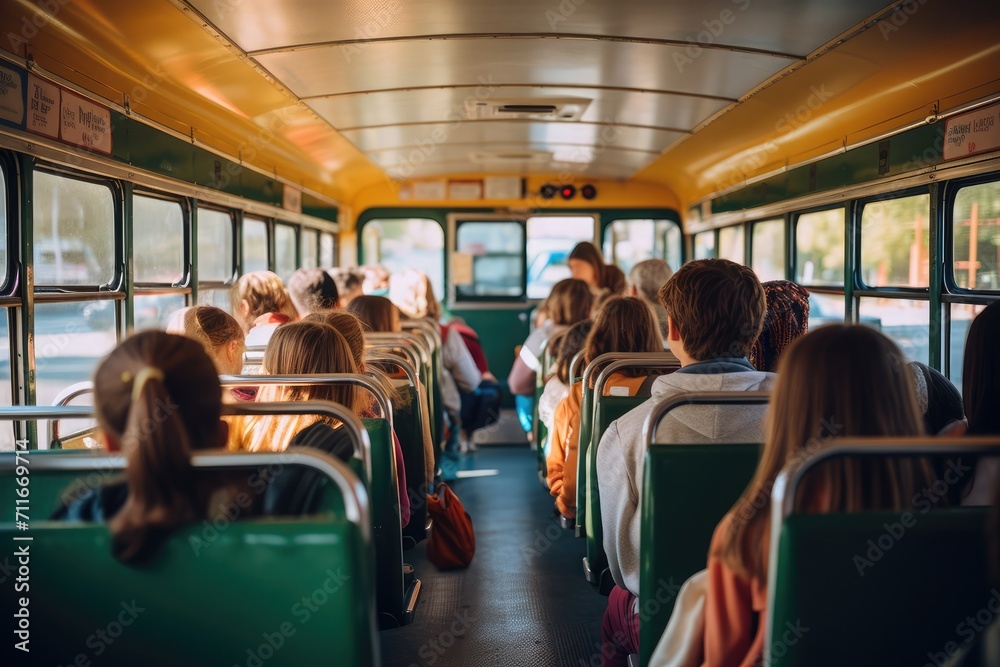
391;384;430;546
535;344;555;486
637;443;761;666
768;509;990;666
0;450;379;666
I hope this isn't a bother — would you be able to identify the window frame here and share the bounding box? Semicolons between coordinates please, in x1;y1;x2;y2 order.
301;227;320;269
749;217;788;282
0;152;16;297
194;203;237;291
944;173;1000;295
792;205;848;289
274;221;300;281
452;217;528;303
241;214;272;274
602;217;684;273
132;189;190;289
854;186;932;293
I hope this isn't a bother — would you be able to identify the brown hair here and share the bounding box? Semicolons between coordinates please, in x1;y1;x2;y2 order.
568;242;607;289
546;278;593;326
303;309;407;411
658;258;766;361
232;271;291;333
288;268;339;316
963;301;1000;436
550;320;594;385
238;321;362;452
388;269;441;321
582;296;663;373
748;280;811;372
348;295;402;333
720;324;935;581
95;331;224;564
604;264;627;295
165;306;245;374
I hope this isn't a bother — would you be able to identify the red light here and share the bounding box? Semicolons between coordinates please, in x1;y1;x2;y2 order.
581;184;597;199
560;185;576;199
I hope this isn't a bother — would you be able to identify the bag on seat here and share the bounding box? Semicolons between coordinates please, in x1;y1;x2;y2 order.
426;482;476;570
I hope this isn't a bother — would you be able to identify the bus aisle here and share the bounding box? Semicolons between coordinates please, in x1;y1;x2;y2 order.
381;447;607;667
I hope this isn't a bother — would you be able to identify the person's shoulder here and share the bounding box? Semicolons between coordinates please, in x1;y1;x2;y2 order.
290;422;351;455
52;480;128;522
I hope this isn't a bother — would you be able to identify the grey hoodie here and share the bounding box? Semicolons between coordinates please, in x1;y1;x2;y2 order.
597;361;776;597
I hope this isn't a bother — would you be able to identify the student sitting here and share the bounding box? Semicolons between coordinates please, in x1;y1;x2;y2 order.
231;321;361;457
548;297;662;520
568;241;610;294
165;305;245;378
232;271;296;349
303;309;412;526
348;294;402;333
747;280;810;372
538;320;594;451
287;267;339;318
627;259;673;339
52;331;363;562
330;267;364;307
508;278;593;435
596;259;776;666
958;302;1000;505
701;324;938;666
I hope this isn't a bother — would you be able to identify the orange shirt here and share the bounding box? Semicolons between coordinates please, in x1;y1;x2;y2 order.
547;372;650;519
702;512;768;667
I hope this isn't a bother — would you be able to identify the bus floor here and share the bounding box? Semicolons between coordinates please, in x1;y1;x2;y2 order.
381;446;608;667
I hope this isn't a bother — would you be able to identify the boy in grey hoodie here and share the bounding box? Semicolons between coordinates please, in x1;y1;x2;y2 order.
597;259;777;665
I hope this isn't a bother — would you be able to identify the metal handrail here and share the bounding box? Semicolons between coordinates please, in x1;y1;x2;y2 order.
365;352;433;466
0;446;372;541
402;318;442;352
364;342;424;385
642;391;771;448
366;332;429;366
591;353;680;400
219;374;393;435
570;351;587;384
764;436;1000;665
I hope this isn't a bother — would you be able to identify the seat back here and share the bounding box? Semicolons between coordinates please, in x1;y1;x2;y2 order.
535;341;555;482
0;448;380;666
638;443;761;666
766;438;1000;666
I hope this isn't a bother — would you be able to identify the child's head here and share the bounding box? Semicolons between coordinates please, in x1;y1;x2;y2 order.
722;324;931;580
748;280;810;372
546;278;593;327
94;331;227;563
567;241;607;288
348;295;402;333
287;268;340;317
166;306;245;375
231;271;290;333
583;296;662;369
658;259;766;363
261;321;361;410
550;320;594;385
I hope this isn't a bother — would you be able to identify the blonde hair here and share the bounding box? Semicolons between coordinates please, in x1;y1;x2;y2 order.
231;271;291;333
235;321;362;452
719;324;936;580
166;306;245;374
389;269;440;320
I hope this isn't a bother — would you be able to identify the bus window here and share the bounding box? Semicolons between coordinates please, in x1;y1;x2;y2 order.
0;311;11;450
0;165;6;290
134;195;184;285
718;225;744;264
320;232;336;268
860;193;930;287
859;298;929;364
808;292;847;327
361;218;444;297
751;219;785;281
456;220;524;300
35;299;118;407
243;217;269;273
301;228;319;270
274;223;298;282
603;219;682;274
197;208;234;282
33;171;115;287
134;293;187;330
526;216;594;299
693;230;716;260
952;180;1000;291
949;302;986;388
795;208;845;286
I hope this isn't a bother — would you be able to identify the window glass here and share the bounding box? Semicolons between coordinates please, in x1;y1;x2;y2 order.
808;292;846;327
197;288;233;313
948;302;986;389
134;293;187;330
602;219;682;275
361;218;444;297
860;193;930;287
274;224;298;282
952;180;1000;291
796;208;845;286
33;171;115;287
197;208;234;283
718;226;744;264
301;229;319;270
243;217;269;274
134;195;184;284
0;166;7;283
0;310;12;451
751;219;785;282
320;232;336;268
35;300;118;407
456;221;524;299
694;231;716;260
526;216;594;299
858;298;929;364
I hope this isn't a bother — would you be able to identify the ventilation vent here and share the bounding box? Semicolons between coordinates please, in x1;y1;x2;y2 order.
469;150;552;164
464;98;591;121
